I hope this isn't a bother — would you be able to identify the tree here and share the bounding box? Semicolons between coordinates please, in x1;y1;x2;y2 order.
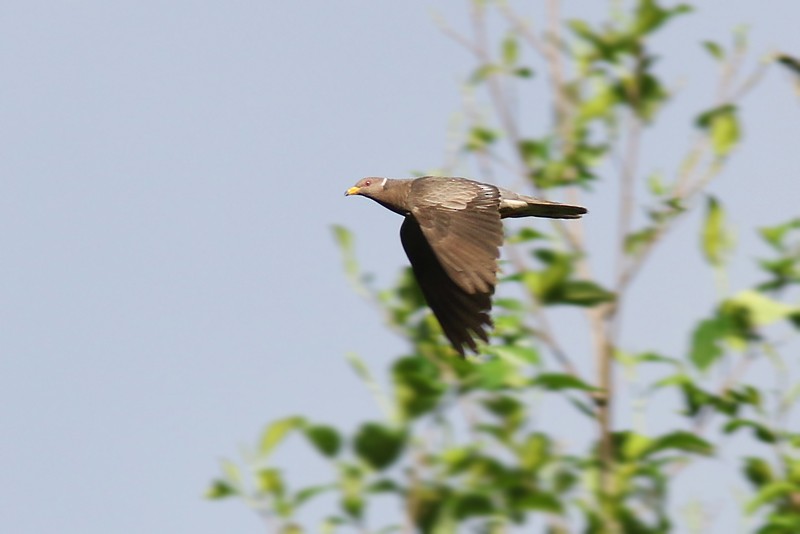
207;1;800;532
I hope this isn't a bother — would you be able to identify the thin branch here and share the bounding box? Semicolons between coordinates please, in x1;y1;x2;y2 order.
437;7;528;184
545;0;572;141
539;0;617;516
617;47;767;296
497;1;548;57
498;0;592;270
434;15;482;57
506;243;584;380
470;2;528;179
670;345;759;477
614;118;642;293
461;87;498;181
729;59;771;104
692;347;757;434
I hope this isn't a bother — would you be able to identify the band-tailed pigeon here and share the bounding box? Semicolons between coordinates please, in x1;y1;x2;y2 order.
345;176;587;356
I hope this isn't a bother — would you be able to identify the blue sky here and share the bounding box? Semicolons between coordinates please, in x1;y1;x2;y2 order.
2;1;799;532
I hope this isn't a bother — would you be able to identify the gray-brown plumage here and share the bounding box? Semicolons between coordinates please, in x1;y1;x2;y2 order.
345;176;587;356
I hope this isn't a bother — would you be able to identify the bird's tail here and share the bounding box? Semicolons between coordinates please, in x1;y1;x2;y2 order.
497;188;588;219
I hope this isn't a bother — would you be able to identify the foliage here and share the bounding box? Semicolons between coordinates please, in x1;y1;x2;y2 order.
208;1;800;532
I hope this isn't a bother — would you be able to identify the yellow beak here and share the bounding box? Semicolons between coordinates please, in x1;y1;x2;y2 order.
345;186;361;196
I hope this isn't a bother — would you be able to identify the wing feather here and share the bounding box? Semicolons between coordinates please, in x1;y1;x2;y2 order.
410;177;504;295
400;217;492;356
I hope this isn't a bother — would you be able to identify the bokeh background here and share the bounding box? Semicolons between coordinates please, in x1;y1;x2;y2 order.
2;1;799;532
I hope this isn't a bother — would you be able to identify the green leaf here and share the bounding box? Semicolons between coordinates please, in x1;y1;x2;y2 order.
493;297;524;311
439;446;475;474
745;481;798;514
367;478;401;493
454;492;494;519
220;459;242;488
346;353;384;399
513;67;534;78
486;344;540;365
635;351;681;366
723;419;776;443
341;494;364;520
392;356;446;420
645;431;714;457
483;395;526;432
470;63;502;84
625;227;658;255
620;431;653;460
743;457;774;488
711;114;741;156
517;432;551;471
567;19;595;42
294;484;334;507
256;468;285;496
517;139;549;167
702;40;724;61
647;172;667;196
507;227;546;244
787;457;800;484
339;464;365;519
556;280;616;306
517;492;563;513
567;397;597;419
757;257;800;292
474;358;526;389
677;380;743;417
729;384;762;408
689;317;727;371
465;126;499;151
760;218;800;251
304;425;342;457
758;514;800;532
633;0;693;37
701;196;734;267
728;290;800;327
205;479;237;499
321;516;347;532
524;250;574;301
615;71;669;121
353;423;406;470
776;53;800;77
677;380;711;416
492;313;524;338
259;417;305;458
648;196;686;223
567;19;627;61
696;104;740;156
531;373;597;391
578;82;619;122
553;468;578;493
502;34;519;65
331;225;358;280
651;372;689;391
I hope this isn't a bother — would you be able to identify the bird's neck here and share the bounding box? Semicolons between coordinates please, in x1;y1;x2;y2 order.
370;179;413;216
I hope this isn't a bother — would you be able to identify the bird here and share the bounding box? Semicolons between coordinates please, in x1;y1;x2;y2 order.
345;176;587;356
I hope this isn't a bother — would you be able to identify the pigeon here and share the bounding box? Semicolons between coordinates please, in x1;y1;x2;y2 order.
345;176;587;355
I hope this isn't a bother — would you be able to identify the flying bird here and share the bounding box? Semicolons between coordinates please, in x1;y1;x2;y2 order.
345;176;587;356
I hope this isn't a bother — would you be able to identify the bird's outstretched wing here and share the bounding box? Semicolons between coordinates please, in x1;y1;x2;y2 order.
397;177;504;355
399;217;493;355
408;177;504;295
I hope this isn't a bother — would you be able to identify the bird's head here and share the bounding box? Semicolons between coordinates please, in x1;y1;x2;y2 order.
344;177;388;199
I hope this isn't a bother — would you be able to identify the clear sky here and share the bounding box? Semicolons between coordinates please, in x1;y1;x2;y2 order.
2;1;799;532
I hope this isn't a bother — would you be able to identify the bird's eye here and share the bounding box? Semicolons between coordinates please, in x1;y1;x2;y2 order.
363;180;372;187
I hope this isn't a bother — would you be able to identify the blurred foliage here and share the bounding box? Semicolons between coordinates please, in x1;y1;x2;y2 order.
209;1;800;532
